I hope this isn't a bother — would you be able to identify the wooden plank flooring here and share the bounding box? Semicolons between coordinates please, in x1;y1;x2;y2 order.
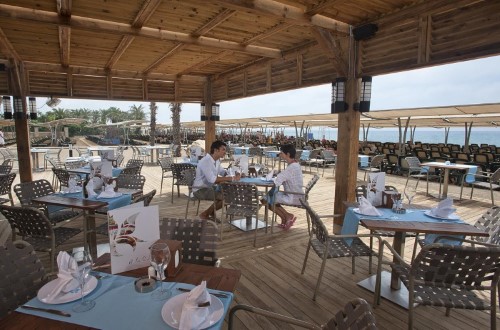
1;141;498;329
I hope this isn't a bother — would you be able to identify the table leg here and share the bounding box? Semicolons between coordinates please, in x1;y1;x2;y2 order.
85;211;98;259
441;168;450;199
391;232;405;290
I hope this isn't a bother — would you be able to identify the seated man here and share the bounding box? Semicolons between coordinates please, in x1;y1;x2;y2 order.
263;144;304;230
194;140;241;220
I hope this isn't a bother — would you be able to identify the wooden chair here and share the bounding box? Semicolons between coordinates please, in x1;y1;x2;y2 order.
158;156;173;194
13;179;82;225
229;298;377;329
170;163;196;203
300;200;381;300
0;173;16;205
0;240;49;318
159;217;218;266
0;205;81;272
375;241;500;329
221;182;261;246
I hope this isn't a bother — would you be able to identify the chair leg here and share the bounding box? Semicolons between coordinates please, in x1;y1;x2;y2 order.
490;183;495;206
351;256;355;274
313;255;328;301
411;234;420;262
301;242;311;275
369;234;373;274
160;177;164;194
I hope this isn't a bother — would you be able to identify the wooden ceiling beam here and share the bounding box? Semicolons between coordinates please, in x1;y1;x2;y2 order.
0;4;281;59
106;35;135;70
131;0;162;27
191;8;236;37
311;27;348;76
56;0;72;17
143;44;186;74
178;50;233;76
242;21;293;45
305;0;349;17
0;28;21;63
213;0;350;35
58;26;71;67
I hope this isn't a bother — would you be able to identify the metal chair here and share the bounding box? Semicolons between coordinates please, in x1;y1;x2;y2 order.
158;156;173;194
0;240;49;319
0;164;12;174
125;159;144;172
0;205;81;272
228;298;377;330
468;167;500;205
13;179;82;225
403;157;441;196
272;174;320;235
300;200;381;300
361;154;385;181
303;149;325;174
51;168;71;191
0;173;16;205
159;217;218;266
320;149;336;176
132;189;157;206
115;173;146;192
183;168;216;219
221;182;261;246
375;241;500;330
171;163;197;203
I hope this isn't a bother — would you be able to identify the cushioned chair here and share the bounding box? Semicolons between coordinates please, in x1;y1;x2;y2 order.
13;179;82;225
0;240;49;318
229;298;377;329
375;241;500;330
300;200;381;300
160;217;218;266
0;205;81;272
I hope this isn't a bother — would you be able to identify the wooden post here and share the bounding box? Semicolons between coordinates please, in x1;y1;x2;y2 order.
14;97;33;182
204;79;216;152
333;75;360;233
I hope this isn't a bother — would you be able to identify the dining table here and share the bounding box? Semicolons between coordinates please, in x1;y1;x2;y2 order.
1;254;241;329
421;161;478;199
30;148;48;171
342;207;488;309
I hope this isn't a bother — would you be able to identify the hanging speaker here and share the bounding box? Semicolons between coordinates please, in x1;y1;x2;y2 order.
353;23;378;41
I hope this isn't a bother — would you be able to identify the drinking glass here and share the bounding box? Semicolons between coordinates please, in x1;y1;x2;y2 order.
150;242;171;300
254;163;262;175
70;250;96;313
404;185;417;212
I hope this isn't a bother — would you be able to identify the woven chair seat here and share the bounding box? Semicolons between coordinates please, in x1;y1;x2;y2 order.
311;237;376;258
225;205;259;217
392;264;491;309
24;227;82;251
48;209;82;224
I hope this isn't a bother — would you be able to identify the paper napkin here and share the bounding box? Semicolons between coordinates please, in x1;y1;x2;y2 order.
42;252;78;302
358;196;382;216
265;170;275;181
86;177;98;197
179;281;211;330
431;198;456;218
98;184;121;198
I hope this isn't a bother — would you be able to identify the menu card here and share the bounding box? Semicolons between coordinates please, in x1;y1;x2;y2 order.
367;172;385;206
108;204;160;274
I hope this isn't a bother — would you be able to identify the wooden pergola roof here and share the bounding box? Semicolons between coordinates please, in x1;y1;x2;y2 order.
1;1;499;104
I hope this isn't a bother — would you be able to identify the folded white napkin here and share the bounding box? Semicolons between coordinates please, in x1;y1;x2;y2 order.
42;252;78;302
265;170;274;181
98;185;120;198
358;196;382;216
431;198;456;218
179;281;211;330
86;177;98;197
101;159;113;177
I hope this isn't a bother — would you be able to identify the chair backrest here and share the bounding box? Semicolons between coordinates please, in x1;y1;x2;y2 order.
121;166;141;175
158;156;173;172
473;153;489;165
0;164;12;174
160;217;218;266
472;206;500;244
386;154;399;165
300;199;329;244
491;167;500;183
171;163;197;185
321;150;336;161
412;243;500;290
132;189;157;206
182;168;197;187
323;298;378;329
126;159;144;170
0;205;54;243
13;179;55;206
115;174;146;190
65;159;87;169
221;182;260;216
0;173;16;196
404;156;421;169
370;154;385;167
304;174;320;197
52;168;70;188
114;154;125;167
0;240;48;319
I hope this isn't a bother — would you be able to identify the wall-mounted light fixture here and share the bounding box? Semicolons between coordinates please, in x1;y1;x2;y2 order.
210;103;220;121
331;77;348;114
2;96;12;119
357;76;372;112
13;96;24;120
29;97;37;120
200;102;220;121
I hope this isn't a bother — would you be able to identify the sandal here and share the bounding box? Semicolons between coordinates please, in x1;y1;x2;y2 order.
282;216;296;230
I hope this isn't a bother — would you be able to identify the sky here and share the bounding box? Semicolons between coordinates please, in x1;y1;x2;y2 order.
36;55;500;125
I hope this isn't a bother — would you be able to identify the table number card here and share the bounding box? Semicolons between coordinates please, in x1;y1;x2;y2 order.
108;204;160;274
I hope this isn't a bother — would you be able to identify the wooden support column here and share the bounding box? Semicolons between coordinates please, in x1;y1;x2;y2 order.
333;75;360;233
204;79;216;152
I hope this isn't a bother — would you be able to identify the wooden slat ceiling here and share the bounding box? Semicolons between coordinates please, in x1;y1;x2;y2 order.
0;0;500;105
180;103;500;128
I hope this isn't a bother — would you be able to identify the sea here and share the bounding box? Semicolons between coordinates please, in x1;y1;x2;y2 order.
279;128;499;146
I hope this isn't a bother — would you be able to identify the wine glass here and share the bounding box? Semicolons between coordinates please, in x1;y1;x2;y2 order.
254;163;261;176
150;242;171;300
404;185;417;212
70;250;96;313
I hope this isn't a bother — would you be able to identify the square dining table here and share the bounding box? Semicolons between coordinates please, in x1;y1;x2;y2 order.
2;255;241;329
420;161;478;199
342;207;488;308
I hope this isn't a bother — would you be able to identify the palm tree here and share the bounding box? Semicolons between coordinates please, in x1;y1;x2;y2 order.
170;103;182;156
129;104;146;121
149;102;157;146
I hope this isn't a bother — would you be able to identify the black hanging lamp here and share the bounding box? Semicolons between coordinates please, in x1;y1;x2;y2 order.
331;77;348;114
2;96;12;119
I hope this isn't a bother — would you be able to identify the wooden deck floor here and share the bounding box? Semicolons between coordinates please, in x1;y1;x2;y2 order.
1;142;498;329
